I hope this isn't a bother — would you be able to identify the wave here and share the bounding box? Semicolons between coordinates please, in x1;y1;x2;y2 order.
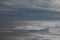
13;20;60;30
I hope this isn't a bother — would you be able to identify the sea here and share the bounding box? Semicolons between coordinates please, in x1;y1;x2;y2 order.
1;9;60;40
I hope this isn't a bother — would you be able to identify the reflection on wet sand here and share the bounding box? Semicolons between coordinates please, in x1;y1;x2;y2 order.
1;32;60;40
1;32;31;40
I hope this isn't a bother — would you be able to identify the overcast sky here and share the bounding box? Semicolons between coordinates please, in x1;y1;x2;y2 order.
1;0;60;12
0;0;60;20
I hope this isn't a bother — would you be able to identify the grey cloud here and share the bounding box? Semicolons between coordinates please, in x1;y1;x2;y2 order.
0;0;17;13
1;0;60;12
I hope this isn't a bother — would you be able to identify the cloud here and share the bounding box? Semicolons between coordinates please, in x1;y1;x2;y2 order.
0;0;60;12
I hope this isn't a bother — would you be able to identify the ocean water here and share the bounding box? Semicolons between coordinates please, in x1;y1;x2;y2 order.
1;21;60;40
0;8;60;40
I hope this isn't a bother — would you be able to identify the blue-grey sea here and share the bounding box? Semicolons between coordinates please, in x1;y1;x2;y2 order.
1;9;60;40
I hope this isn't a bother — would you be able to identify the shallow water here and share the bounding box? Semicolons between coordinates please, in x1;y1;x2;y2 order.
1;33;60;40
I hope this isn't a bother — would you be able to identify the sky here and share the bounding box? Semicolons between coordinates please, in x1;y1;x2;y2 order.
1;0;60;30
0;0;60;20
1;0;60;12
